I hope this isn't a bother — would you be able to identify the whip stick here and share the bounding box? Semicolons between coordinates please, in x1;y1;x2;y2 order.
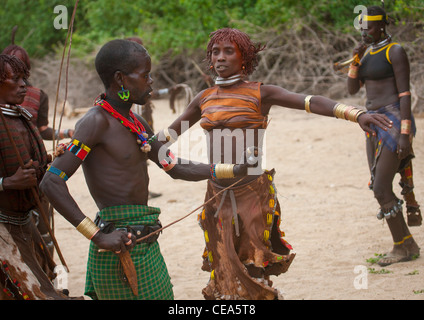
52;0;79;152
98;175;248;253
0;111;69;271
97;171;248;296
136;176;247;243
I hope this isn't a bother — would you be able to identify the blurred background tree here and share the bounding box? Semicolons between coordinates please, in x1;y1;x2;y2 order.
2;0;422;60
1;0;423;112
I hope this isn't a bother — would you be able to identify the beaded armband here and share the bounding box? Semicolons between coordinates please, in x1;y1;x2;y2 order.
47;166;69;181
160;150;177;172
67;139;91;161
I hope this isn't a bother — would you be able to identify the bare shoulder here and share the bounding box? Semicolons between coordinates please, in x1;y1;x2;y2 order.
170;89;205;128
76;106;107;126
188;89;206;109
389;43;408;62
261;84;291;97
73;106;109;146
260;84;295;107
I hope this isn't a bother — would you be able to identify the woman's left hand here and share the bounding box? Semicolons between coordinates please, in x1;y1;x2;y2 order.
397;134;411;159
357;113;392;136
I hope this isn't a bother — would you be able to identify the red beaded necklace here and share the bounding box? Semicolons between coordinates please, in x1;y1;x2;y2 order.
95;96;151;152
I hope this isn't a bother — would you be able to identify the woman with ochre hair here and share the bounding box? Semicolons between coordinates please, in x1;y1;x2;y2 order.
2;45;74;141
0;54;72;299
347;6;420;266
2;44;75;255
162;27;392;300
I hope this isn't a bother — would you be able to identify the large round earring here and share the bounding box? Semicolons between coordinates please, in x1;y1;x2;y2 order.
118;85;130;101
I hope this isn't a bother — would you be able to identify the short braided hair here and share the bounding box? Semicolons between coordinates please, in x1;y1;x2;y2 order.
0;54;29;83
206;28;265;76
2;45;31;70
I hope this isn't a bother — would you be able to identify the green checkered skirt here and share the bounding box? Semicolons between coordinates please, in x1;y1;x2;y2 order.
84;205;174;300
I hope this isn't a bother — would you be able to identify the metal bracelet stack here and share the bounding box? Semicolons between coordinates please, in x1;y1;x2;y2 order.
333;103;365;122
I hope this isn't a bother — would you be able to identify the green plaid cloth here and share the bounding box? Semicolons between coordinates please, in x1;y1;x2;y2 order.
84;205;174;300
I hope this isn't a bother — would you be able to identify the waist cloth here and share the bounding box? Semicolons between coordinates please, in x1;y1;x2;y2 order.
199;169;295;300
85;205;173;300
366;102;416;189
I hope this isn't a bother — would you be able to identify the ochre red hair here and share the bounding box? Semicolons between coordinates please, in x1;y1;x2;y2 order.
2;45;31;70
0;54;29;83
206;28;265;76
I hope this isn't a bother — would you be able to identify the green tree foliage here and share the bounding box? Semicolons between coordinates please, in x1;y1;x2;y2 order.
1;0;423;60
0;0;73;57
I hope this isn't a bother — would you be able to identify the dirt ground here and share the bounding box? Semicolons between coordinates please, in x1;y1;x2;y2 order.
49;97;424;300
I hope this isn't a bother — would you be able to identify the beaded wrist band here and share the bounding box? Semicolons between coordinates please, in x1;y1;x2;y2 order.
76;217;100;240
401;119;411;135
160;150;177;172
333;103;365;122
211;164;235;180
348;64;359;79
210;164;217;181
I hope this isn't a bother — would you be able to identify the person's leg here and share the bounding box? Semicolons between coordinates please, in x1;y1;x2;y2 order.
399;161;422;226
372;147;420;266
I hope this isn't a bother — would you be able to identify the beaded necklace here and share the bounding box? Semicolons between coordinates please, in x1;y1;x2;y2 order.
95;97;151;153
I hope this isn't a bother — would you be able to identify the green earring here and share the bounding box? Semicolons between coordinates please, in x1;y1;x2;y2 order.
118;85;130;101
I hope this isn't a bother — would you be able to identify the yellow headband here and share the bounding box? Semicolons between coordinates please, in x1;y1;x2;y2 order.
361;14;386;21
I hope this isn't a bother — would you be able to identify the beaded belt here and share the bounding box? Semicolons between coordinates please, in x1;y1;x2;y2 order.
0;210;33;226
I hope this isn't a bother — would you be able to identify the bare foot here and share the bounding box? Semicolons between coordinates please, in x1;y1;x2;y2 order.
378;237;420;266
